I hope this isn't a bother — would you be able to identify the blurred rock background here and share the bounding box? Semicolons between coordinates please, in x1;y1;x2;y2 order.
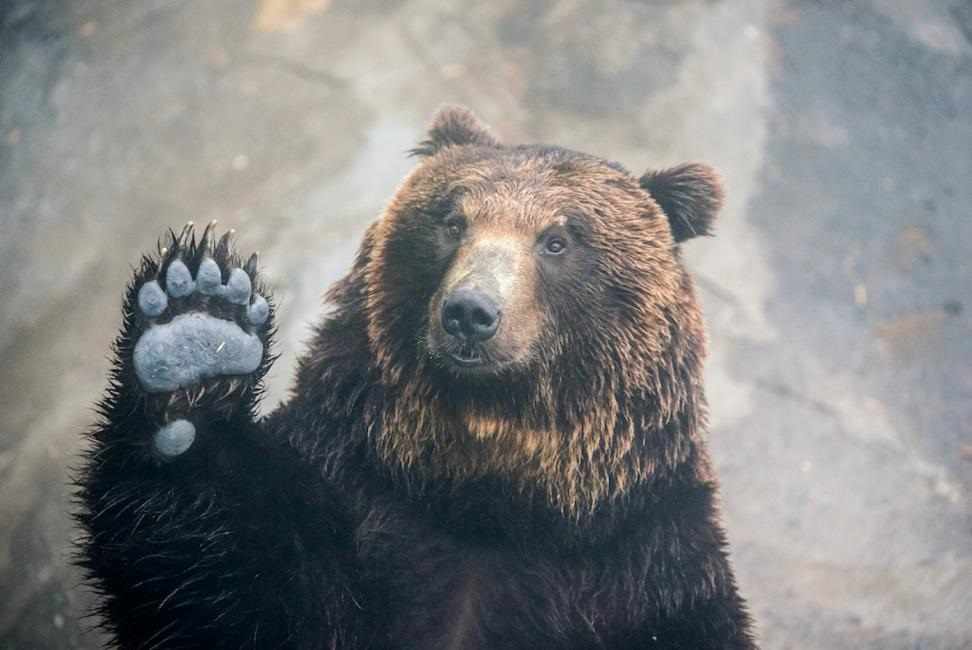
1;0;970;647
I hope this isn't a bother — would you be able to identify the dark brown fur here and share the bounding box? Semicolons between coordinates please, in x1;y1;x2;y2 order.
363;109;715;517
77;106;757;649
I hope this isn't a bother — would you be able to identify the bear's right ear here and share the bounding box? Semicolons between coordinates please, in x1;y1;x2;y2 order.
639;163;724;243
410;105;499;157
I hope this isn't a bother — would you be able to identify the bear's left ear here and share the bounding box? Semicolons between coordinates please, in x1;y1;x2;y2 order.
639;163;724;243
410;105;499;157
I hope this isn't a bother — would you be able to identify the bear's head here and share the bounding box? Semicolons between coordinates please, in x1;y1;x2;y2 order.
347;107;722;516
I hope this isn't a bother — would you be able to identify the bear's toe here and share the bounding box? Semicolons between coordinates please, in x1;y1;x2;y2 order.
165;259;195;297
138;280;168;318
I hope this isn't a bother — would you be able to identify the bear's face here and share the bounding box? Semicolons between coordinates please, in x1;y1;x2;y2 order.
412;151;666;381
367;108;720;391
360;107;722;512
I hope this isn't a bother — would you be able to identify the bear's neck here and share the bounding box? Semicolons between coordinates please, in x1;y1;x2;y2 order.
362;359;709;523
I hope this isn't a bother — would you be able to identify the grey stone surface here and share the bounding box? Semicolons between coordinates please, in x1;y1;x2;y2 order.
0;0;969;647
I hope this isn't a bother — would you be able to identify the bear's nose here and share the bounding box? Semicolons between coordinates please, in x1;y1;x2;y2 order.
442;288;500;342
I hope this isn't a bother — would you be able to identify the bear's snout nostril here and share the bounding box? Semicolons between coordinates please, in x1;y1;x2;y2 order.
441;288;500;342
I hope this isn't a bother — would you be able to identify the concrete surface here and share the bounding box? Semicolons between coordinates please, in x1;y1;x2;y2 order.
1;0;970;648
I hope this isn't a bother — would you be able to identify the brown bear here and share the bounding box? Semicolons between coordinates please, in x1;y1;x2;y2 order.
77;106;757;649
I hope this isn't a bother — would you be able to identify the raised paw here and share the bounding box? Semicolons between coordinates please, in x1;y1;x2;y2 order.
132;222;272;394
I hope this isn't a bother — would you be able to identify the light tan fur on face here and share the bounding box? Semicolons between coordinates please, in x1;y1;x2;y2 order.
429;230;542;367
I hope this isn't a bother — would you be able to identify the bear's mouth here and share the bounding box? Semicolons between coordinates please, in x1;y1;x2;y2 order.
447;343;485;368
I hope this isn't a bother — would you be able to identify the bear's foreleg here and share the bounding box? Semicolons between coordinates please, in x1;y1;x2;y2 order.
77;224;363;648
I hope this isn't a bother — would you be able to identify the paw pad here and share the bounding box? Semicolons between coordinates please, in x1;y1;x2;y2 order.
132;225;270;393
165;260;195;297
247;295;269;326
137;281;168;317
196;258;222;294
223;268;252;305
154;419;196;457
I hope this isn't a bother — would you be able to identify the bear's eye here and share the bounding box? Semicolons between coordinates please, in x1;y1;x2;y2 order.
541;234;568;256
545;237;567;254
443;215;466;240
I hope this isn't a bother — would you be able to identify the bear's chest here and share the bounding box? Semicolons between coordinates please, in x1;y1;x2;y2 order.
355;511;618;650
392;557;492;650
376;545;566;650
